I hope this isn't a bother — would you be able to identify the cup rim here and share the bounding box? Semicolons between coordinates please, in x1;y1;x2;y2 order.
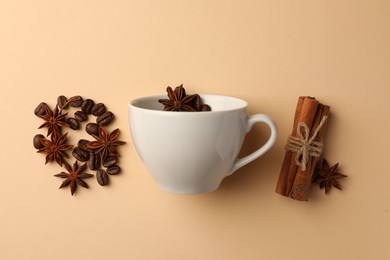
128;94;248;114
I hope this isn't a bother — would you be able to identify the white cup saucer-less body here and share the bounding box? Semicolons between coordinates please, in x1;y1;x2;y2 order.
128;94;278;194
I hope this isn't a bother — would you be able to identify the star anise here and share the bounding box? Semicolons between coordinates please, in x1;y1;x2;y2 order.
54;161;93;195
87;126;126;160
38;105;69;138
158;85;198;111
313;159;347;194
37;133;73;166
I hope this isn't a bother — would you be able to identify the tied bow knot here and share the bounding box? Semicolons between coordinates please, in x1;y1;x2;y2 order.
286;116;327;171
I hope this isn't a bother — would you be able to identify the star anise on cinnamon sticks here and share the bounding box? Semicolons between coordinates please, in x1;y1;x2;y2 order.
87;126;126;160
54;161;93;195
37;133;73;166
313;159;347;194
37;105;69;138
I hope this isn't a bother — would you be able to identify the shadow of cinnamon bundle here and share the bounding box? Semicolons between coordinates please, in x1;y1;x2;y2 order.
275;96;330;201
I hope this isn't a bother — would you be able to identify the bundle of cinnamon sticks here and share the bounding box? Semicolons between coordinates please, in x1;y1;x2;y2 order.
276;96;330;201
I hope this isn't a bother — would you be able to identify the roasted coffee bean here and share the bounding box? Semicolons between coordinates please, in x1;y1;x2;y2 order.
96;169;109;186
103;156;118;168
192;94;202;111
34;102;49;117
91;103;106;116
97;111;114;126
33;134;45;149
81;99;95;114
69;95;83;107
67;117;80;130
88;152;101;170
72;147;89;162
86;122;100;136
77;139;94;153
201;104;212;111
57;95;68;109
74;111;88;122
107;165;121;175
77;139;90;150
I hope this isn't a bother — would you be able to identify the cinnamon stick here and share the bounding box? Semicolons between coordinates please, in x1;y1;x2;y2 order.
276;97;319;196
289;104;330;201
275;97;304;195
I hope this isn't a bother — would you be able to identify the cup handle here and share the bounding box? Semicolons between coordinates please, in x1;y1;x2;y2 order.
229;114;278;175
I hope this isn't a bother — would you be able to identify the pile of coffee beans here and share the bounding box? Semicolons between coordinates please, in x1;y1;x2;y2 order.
57;95;115;130
33;95;126;195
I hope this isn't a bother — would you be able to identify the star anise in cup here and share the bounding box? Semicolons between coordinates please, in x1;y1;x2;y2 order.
158;85;199;111
37;104;69;139
87;126;126;160
37;133;73;166
54;161;93;195
313;159;347;194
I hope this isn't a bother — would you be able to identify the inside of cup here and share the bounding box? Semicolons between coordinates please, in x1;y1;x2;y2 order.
131;96;164;111
201;95;247;111
131;94;247;112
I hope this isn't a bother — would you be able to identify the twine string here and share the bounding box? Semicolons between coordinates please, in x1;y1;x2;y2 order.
286;116;328;171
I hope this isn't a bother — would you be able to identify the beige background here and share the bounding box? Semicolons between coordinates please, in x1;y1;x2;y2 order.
1;0;389;259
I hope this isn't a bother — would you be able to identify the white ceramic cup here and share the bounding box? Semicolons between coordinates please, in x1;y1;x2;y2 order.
128;94;278;194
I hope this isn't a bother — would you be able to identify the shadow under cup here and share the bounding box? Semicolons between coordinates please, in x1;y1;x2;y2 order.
128;94;277;194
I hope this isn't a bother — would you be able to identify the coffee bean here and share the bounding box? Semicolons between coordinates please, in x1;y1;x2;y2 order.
34;102;49;117
81;99;95;114
201;104;211;111
91;103;106;116
67;117;80;130
72;147;89;162
77;139;90;150
57;95;68;109
107;165;121;175
192;94;202;111
74;111;88;122
86;122;100;136
33;134;45;149
78;139;94;153
69;95;83;107
96;169;109;186
88;152;101;170
97;111;114;126
103;156;118;168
